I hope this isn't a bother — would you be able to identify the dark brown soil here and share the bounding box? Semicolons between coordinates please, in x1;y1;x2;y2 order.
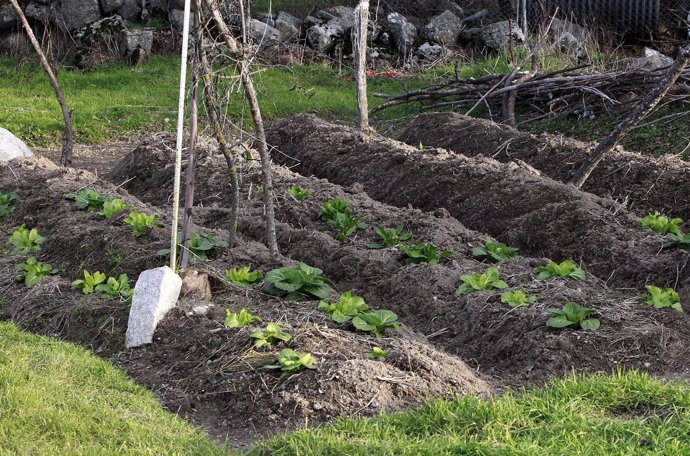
266;114;690;290
399;112;690;221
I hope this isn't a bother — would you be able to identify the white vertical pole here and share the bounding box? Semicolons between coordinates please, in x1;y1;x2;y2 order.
170;0;193;271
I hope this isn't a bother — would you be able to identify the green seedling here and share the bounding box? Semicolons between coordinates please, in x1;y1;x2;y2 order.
8;225;45;254
255;184;265;198
535;260;585;281
265;349;317;377
546;302;600;330
224;308;263;328
71;270;106;295
251;323;292;349
99;198;132;219
264;262;334;301
500;290;536;308
639;212;683;236
400;241;452;265
225;266;263;287
158;231;228;265
124;211;161;237
0;191;17;220
472;237;519;263
96;274;134;302
352;310;401;336
318;291;369;323
368;225;412;249
65;188;106;211
368;346;389;359
319;198;350;221
456;267;509;295
327;211;367;242
15;257;58;287
643;285;683;312
664;232;690;251
287;185;309;201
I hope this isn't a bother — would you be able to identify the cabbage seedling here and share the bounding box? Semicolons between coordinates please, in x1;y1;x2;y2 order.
287;185;309;201
664;232;690;251
456;267;509;295
225;308;262;328
318;291;369;323
546;302;600;330
0;191;17;220
639;212;683;236
96;274;134;302
643;285;683;312
65;188;106;211
8;225;45;254
124;211;161;237
535;260;585;281
472;237;519;263
352;310;401;336
368;346;389;359
265;349;317;377
251;323;292;349
400;241;452;265
264;263;334;301
71;270;106;295
368;225;412;249
500;290;536;308
100;199;131;219
225;266;263;287
15;257;58;287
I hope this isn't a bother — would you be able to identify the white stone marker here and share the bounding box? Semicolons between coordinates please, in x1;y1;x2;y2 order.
0;127;33;161
125;266;182;348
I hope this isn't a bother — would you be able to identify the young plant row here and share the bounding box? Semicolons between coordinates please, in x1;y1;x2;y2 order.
222;262;400;377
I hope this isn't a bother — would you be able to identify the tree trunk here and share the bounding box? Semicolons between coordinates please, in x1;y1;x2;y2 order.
571;43;690;189
353;0;369;132
9;0;74;166
180;46;199;269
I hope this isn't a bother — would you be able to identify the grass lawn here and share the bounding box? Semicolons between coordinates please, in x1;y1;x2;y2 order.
0;321;230;456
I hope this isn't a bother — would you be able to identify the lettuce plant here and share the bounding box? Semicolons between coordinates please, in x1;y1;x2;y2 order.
500;290;536;308
639;212;683;236
99;198;131;219
124;211;161;237
643;285;683;312
15;257;58;287
456;267;509;295
352;310;401;336
0;191;17;220
535;260;585;281
368;346;389;359
65;188;106;211
368;225;412;249
96;274;134;302
71;270;106;295
264;263;334;301
287;185;309;201
251;323;292;349
472;238;519;263
225;267;263;287
319;198;366;242
664;233;690;251
318;291;369;323
225;308;263;328
319;198;349;221
8;225;45;254
400;241;452;265
546;302;600;330
265;349;317;377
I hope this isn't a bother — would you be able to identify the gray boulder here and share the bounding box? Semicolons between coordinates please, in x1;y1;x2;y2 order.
249;18;280;45
477;20;524;51
100;0;124;15
255;11;276;27
169;8;184;31
275;10;301;42
117;0;142;22
421;10;462;45
306;20;345;53
386;12;417;57
0;128;33;161
120;28;153;64
628;47;674;70
0;4;17;31
315;6;354;31
24;2;50;22
550;18;589;42
415;41;444;62
53;0;102;31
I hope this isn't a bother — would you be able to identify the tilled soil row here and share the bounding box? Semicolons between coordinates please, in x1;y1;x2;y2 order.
399;112;690;221
265;114;690;291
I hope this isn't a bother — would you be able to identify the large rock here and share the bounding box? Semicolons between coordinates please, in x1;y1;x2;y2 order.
249;18;280;45
314;6;354;31
100;0;124;15
274;10;301;42
0;4;17;31
306;20;345;53
116;0;142;22
53;0;102;31
415;41;444;63
477;20;524;51
421;10;462;45
125;266;182;348
120;28;153;65
386;12;417;57
24;2;50;22
627;47;674;70
0;128;33;161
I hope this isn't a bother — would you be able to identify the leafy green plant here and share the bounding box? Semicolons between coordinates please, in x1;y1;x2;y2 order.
639;212;683;236
251;323;292;349
368;225;412;249
664;232;690;251
124;211;161;237
456;267;509;295
500;290;536;308
99;198;131;219
546;302;600;330
352;310;401;336
95;274;134;302
158;231;228;264
264;263;334;301
265;349;317;377
368;346;389;359
224;308;263;328
400;241;452;265
15;257;58;287
535;260;585;281
319;198;350;221
0;191;17;220
71;270;107;295
65;188;106;211
643;285;683;312
472;238;519;263
318;291;369;323
8;225;45;254
225;266;263;287
326;211;367;242
287;185;309;201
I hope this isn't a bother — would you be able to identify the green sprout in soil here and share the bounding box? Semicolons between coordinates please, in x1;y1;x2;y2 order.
546;302;600;330
400;241;452;265
124;211;161;237
96;274;134;303
456;267;509;295
352;310;401;336
318;291;369;323
643;285;683;312
99;198;132;219
225;266;263;287
65;188;106;211
472;237;519;263
500;290;536;308
535;260;585;281
15;257;58;287
287;185;309;201
664;232;690;251
368;346;389;359
8;225;45;254
319;198;366;242
639;212;683;236
251;323;292;349
0;191;17;220
224;308;262;328
368;225;412;249
264;262;334;301
71;270;106;295
265;349;317;378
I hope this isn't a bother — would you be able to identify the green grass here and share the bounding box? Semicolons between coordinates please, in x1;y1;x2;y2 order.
0;321;230;456
251;371;690;456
